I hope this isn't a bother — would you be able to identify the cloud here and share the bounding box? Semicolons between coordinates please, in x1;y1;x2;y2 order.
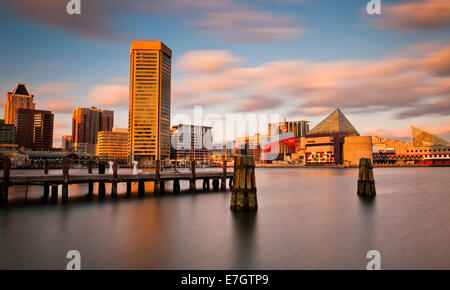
176;50;243;73
174;42;450;119
88;84;129;108
371;0;450;30
364;122;450;140
236;95;281;112
35;82;79;97
1;0;304;43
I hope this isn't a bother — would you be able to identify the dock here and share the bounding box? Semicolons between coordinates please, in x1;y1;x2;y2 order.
0;158;234;203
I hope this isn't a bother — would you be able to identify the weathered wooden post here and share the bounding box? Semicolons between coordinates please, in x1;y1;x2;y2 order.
154;160;161;194
43;159;49;200
98;161;106;199
126;181;132;197
88;159;92;174
220;160;227;190
357;158;376;197
138;180;145;197
111;161;118;198
173;179;180;193
189;160;196;191
51;184;58;202
87;159;93;197
1;158;11;204
203;178;210;191
230;155;257;210
62;157;69;201
212;178;219;191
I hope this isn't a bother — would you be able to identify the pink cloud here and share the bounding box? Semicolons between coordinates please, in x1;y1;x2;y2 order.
364;122;450;141
371;0;450;30
176;50;243;73
89;84;129;108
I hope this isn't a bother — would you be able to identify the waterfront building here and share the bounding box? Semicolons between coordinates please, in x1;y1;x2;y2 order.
170;124;212;161
3;83;36;125
128;41;172;164
61;135;73;151
96;128;128;164
268;119;309;159
0;119;16;145
15;108;54;150
72;107;114;154
304;109;373;165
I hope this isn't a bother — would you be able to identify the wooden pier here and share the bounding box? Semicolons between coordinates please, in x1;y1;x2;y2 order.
0;158;234;204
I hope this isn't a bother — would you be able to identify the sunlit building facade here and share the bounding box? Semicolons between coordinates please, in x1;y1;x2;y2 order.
128;41;172;164
61;135;73;151
97;128;128;164
15;108;54;150
4;83;36;125
72;107;114;154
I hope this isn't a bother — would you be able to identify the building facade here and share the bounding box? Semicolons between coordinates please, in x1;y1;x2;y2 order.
4;83;36;125
0;119;16;145
96;128;128;164
72;107;114;154
61;135;73;151
15;108;54;150
128;41;172;164
268;119;309;158
170;124;212;161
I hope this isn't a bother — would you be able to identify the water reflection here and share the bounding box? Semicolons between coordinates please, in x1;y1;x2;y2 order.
232;211;258;269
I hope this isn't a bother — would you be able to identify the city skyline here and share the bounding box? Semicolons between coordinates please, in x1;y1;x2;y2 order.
0;0;449;145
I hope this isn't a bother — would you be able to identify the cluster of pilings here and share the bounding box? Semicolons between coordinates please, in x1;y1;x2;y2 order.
357;157;376;197
230;155;258;211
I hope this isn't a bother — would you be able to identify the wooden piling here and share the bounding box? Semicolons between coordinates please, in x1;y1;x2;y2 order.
44;159;49;174
43;159;49;200
88;159;92;174
126;180;132;197
87;159;93;198
98;162;106;199
1;158;10;204
357;158;376;197
138;180;145;197
212;179;219;191
111;161;118;198
220;160;227;190
62;157;69;201
51;184;58;202
203;178;210;191
230;155;257;210
154;160;160;194
189;160;196;191
173;179;180;193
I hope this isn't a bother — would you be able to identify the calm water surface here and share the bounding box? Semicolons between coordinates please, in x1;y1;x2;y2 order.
1;167;449;269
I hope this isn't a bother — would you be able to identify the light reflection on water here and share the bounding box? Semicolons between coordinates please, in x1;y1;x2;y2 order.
0;167;449;269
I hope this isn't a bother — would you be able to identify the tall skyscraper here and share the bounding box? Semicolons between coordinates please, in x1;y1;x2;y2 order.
15;108;54;150
72;107;114;154
128;41;172;164
4;83;36;125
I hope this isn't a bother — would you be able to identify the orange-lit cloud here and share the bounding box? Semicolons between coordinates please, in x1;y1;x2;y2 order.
371;0;450;30
176;50;243;73
2;0;304;43
364;122;450;140
88;84;129;108
173;42;450;119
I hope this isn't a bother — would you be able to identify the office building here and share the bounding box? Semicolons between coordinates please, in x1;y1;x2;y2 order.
0;119;16;145
61;135;73;151
72;107;114;154
128;41;172;164
170;124;212;161
4;83;36;125
15;108;54;150
96;128;128;164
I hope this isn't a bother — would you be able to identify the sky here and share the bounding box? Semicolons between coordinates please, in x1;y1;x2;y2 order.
0;0;449;145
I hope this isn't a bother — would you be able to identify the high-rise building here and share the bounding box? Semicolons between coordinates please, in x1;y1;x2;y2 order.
0;119;16;144
170;124;212;161
128;41;172;164
96;128;128;164
15;108;54;150
72;107;114;154
61;135;73;151
4;83;36;125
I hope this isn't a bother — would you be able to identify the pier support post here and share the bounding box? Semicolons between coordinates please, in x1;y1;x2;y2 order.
154;160;160;194
230;155;258;210
212;179;219;191
1;158;10;204
111;161;118;199
138;180;145;197
62;157;69;201
229;176;233;188
160;180;165;194
43;159;49;201
357;158;376;197
87;159;93;197
189;161;196;192
203;178;210;191
126;181;131;197
173;179;180;193
51;184;58;202
98;162;106;199
220;160;227;190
